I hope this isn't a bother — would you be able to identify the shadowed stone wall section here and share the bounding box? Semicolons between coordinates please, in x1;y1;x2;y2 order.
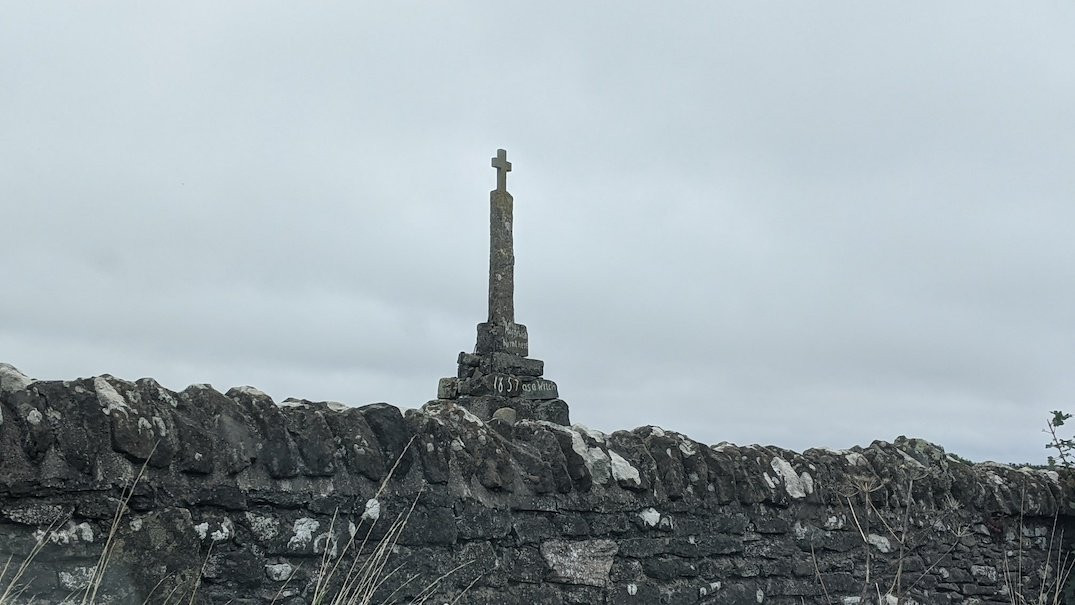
1;364;1072;604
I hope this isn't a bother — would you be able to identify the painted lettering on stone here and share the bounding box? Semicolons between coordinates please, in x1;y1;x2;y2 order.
521;380;556;394
493;375;522;396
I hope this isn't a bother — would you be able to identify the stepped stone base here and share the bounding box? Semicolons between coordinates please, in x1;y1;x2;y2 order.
437;334;569;425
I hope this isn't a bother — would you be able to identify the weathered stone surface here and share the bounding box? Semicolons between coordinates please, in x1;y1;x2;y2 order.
487;185;515;327
0;364;1073;604
541;539;618;587
492;407;517;425
476;321;528;357
519;378;558;400
462;373;525;398
0;363;33;394
487;352;544;377
533;398;571;425
437;377;459;399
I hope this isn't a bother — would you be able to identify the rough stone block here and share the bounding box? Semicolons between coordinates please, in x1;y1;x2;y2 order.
541;539;618;587
487;352;544;376
492;407;517;425
533;398;570;425
457;352;482;367
457;395;508;421
437;377;459;399
520;378;558;400
465;374;524;398
475;321;528;356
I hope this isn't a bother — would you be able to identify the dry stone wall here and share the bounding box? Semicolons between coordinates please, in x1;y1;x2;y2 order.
1;363;1072;604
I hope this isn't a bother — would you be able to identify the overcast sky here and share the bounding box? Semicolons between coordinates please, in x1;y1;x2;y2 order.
3;3;1074;464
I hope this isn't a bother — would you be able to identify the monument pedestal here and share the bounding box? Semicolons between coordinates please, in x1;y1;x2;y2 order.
437;347;569;425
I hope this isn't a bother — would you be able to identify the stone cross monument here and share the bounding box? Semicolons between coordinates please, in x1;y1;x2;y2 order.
436;150;569;426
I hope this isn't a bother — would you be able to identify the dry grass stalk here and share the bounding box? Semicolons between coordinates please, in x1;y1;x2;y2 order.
307;434;480;605
0;514;69;605
79;444;157;605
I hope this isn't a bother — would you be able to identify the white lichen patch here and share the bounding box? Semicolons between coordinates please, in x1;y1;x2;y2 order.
155;384;178;408
457;406;485;426
152;416;167;436
94;377;131;416
1017;467;1060;485
265;562;294;581
627;583;638;595
243;513;280;541
25;409;43;426
568;429;612;485
58;566;97;591
700;581;721;596
896;449;926;468
762;472;777;490
769;457;811;499
867;533;892;553
793;522;808;539
0;363;34;393
609;450;641;487
638;508;660;527
210;518;234;542
313;531;338;558
3;504;67;525
574;425;607;443
824;515;846;530
971;564;998;582
279;400;309;408
326;401;348;412
234;385;270;399
35;521;94;545
844;452;868;467
541;539;618;587
756;588;765;602
129;517;143;531
137;417;153;432
362;498;380;522
288;517;320;550
678;440;697;457
194;522;209;540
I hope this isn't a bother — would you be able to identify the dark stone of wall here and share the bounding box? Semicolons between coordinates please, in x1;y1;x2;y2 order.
1;363;1072;604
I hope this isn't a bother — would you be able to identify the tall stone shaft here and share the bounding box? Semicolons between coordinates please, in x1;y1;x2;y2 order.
476;149;528;357
488;188;514;325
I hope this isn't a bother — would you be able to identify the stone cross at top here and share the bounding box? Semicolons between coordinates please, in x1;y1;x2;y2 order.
492;148;512;192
